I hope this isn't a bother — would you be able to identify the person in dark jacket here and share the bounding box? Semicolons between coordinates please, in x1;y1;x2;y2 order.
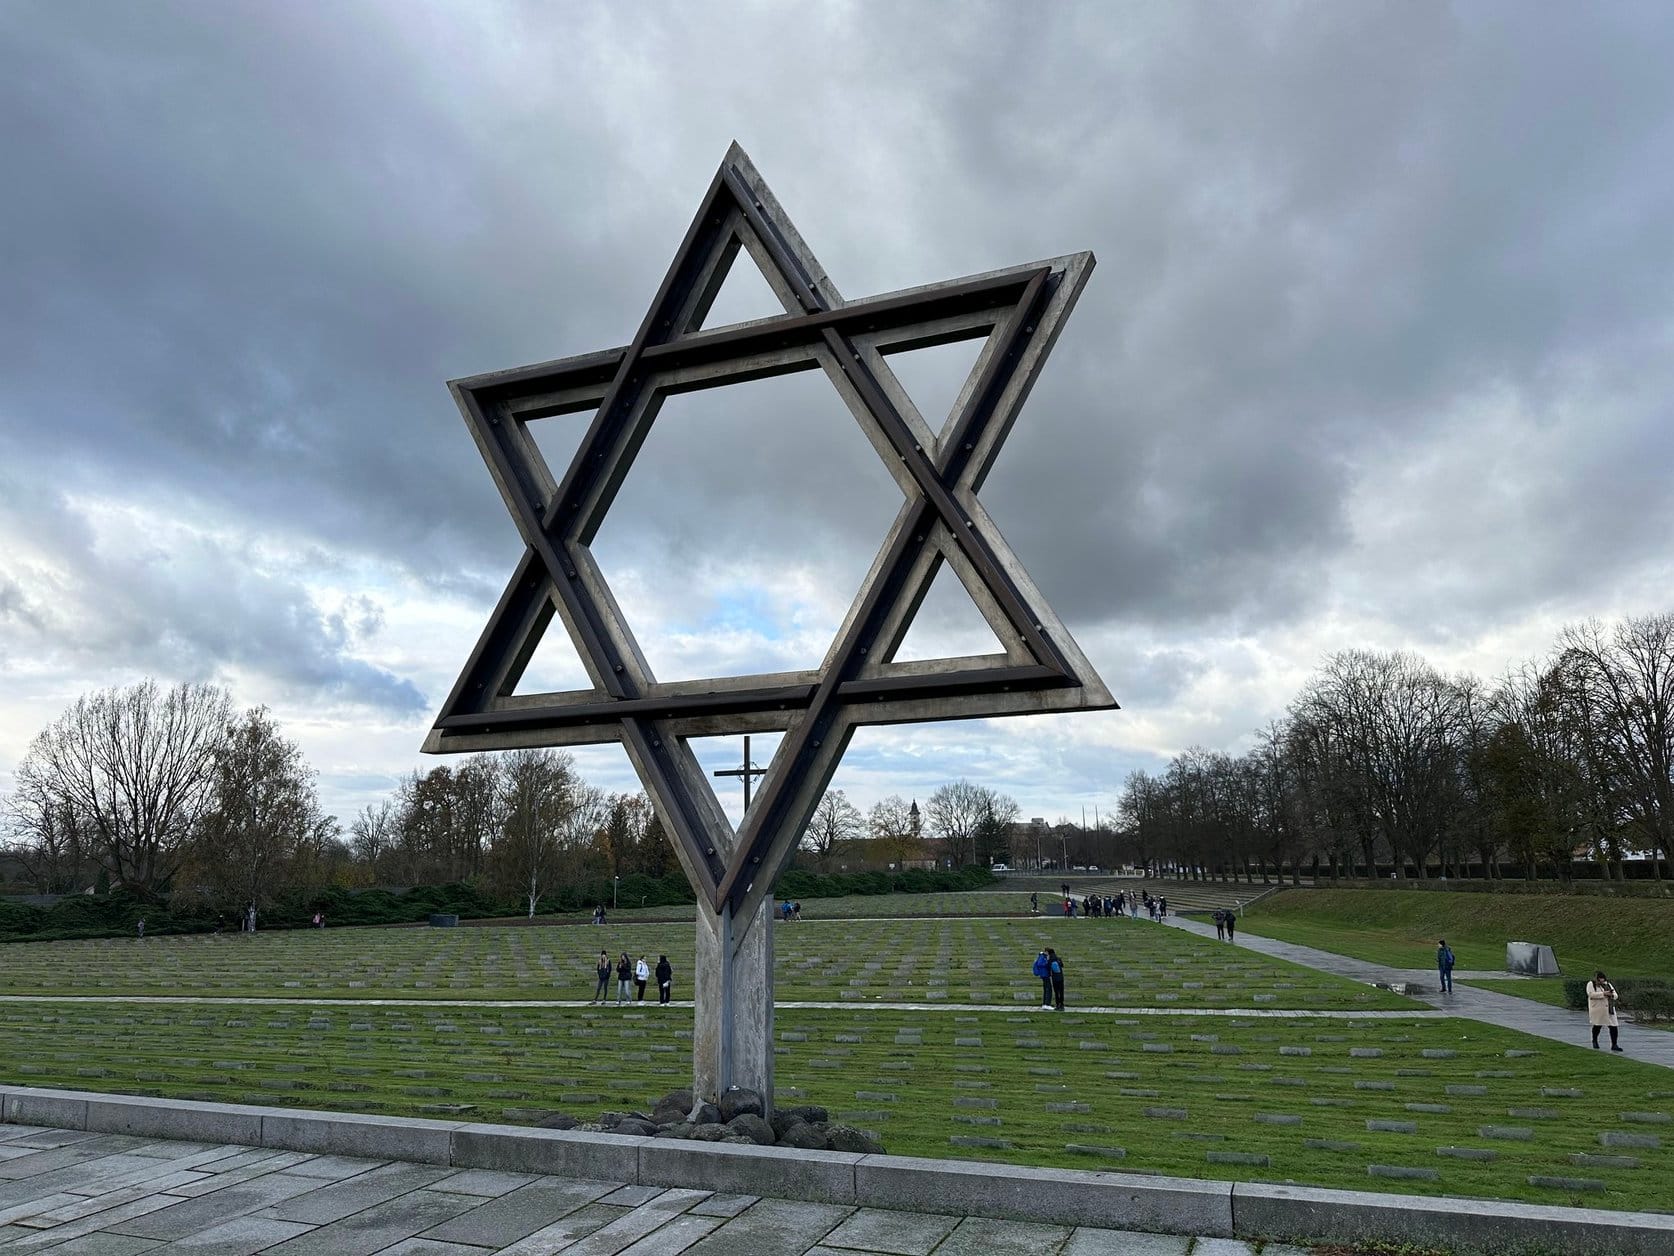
1213;909;1226;941
1032;949;1051;1009
1047;948;1065;1010
615;952;632;1005
656;955;673;1005
1436;940;1456;993
1225;911;1236;942
592;951;610;1003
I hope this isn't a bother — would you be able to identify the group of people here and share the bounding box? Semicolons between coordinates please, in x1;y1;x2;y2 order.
592;950;674;1005
779;901;802;922
1031;947;1066;1010
1029;890;1159;919
1211;908;1238;941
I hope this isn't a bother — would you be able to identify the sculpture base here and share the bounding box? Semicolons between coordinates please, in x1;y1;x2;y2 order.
692;898;775;1114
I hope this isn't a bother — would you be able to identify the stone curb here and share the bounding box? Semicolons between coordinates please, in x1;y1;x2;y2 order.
4;1086;1673;1254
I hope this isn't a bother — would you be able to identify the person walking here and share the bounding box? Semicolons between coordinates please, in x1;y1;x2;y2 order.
615;952;632;1005
1213;910;1226;941
634;956;650;1002
1029;892;1039;915
656;954;673;1005
1436;940;1456;994
136;917;145;940
1047;947;1065;1011
1225;911;1236;942
1587;970;1624;1052
1033;949;1052;1009
592;950;611;1003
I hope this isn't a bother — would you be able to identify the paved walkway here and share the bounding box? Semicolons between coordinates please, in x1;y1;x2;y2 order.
0;1123;1300;1255
1162;915;1674;1070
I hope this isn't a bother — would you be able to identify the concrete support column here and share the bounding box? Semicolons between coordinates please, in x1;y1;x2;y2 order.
692;899;774;1114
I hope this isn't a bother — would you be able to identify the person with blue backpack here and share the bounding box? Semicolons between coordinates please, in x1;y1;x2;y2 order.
1033;949;1052;1009
1437;939;1456;993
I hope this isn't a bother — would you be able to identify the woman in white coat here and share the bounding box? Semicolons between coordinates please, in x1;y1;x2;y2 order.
1586;970;1623;1052
634;956;651;1002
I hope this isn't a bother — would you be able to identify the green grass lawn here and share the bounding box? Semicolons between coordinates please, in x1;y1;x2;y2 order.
1239;888;1674;981
6;903;1669;1213
0;917;1414;1011
3;999;1669;1213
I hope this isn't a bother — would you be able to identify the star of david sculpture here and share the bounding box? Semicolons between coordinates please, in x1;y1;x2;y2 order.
426;144;1115;1110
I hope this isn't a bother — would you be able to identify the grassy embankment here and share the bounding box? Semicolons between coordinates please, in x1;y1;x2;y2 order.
1240;888;1674;1010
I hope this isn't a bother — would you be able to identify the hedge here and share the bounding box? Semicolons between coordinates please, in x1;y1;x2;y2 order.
1561;975;1673;1021
0;865;996;944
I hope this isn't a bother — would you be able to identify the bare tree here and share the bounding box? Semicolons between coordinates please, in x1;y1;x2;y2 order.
187;706;326;911
1559;615;1674;879
350;800;396;880
491;748;578;917
927;780;995;868
804;789;864;859
12;680;229;893
1297;650;1461;878
4;765;95;893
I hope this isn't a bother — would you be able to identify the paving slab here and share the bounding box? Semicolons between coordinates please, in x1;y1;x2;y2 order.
431;1167;541;1197
262;1185;480;1255
680;1198;852;1255
421;1177;616;1247
926;1215;1073;1255
152;1213;314;1254
820;1206;958;1254
1060;1229;1190;1254
611;1211;724;1253
261;1161;453;1224
26;1234;163;1254
539;1188;709;1256
106;1169;321;1239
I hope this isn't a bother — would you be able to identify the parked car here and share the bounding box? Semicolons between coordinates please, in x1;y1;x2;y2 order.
991;863;1010;872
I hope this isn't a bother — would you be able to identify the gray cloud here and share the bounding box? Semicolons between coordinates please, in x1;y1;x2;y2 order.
3;1;1673;819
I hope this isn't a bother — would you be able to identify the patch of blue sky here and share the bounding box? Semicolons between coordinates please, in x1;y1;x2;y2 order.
673;586;789;642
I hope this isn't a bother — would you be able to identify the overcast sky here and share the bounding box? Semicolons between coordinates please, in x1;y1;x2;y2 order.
3;1;1673;830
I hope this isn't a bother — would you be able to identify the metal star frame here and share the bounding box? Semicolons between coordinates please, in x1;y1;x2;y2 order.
425;144;1115;924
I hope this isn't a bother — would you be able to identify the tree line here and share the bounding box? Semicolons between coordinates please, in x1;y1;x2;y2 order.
1;678;1026;914
1116;613;1674;883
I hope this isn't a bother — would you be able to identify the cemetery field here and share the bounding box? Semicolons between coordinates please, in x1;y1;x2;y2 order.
1239;888;1674;982
596;880;1259;923
0;918;1413;1010
1;999;1670;1212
